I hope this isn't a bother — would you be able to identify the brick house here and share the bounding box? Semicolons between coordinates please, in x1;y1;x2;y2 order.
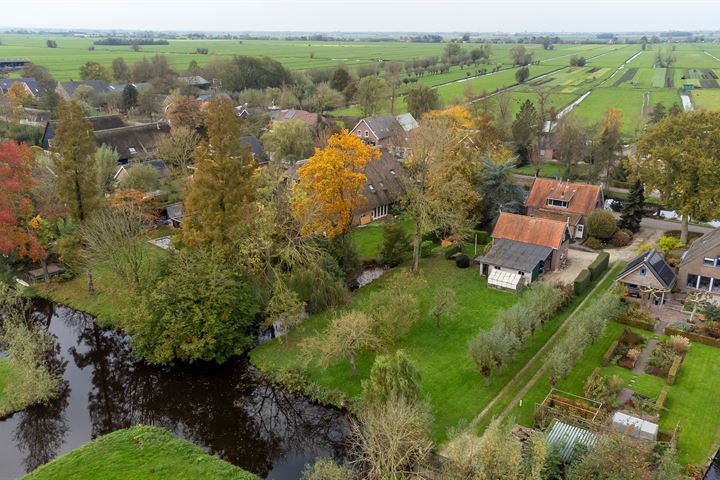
678;229;720;297
616;248;677;305
476;212;571;291
350;113;418;148
526;178;604;240
0;77;46;98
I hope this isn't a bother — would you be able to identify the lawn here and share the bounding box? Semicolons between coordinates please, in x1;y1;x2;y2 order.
0;359;19;417
23;425;258;480
691;89;720;111
348;216;414;262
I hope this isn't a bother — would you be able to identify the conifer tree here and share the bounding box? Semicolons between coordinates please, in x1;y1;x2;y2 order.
618;180;645;233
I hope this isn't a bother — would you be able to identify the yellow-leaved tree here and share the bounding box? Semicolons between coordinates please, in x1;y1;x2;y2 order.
292;130;380;238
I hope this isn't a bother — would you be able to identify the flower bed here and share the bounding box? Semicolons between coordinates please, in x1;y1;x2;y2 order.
646;341;684;378
613;327;646;370
621;392;660;423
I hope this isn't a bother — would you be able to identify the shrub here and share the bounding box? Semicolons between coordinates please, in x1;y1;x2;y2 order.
379;222;412;267
588;252;610;280
655;385;670;410
584;236;604;250
455;254;470;268
615;302;656;331
574;269;591;295
657;236;684;256
602;340;619;366
609;229;632;248
667;355;682;385
586;210;618;240
627;348;641;362
670;335;689;354
444;244;462;259
420;240;433;258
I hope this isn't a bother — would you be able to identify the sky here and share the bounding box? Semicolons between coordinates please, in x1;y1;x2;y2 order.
2;0;720;33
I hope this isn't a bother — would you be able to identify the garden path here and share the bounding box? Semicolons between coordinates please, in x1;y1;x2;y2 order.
632;338;659;374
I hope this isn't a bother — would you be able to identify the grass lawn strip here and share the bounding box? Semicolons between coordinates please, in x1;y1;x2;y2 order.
23;425;259;480
472;263;621;432
0;359;21;417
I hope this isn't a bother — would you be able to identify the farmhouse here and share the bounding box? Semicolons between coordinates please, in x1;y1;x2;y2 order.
0;77;46;98
476;212;570;291
0;58;30;72
350;113;418;147
56;80;110;100
526;178;604;240
41;114;126;149
678;228;720;297
95;122;170;162
616;248;676;305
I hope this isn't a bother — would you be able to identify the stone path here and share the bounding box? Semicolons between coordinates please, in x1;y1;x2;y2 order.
633;338;659;374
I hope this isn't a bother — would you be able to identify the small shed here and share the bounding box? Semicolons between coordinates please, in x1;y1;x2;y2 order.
545;420;597;462
616;248;676;305
612;411;658;441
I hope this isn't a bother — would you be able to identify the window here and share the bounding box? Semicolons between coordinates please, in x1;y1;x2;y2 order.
640;267;646;276
687;274;699;288
364;130;369;138
699;275;712;291
356;130;361;136
371;204;389;220
704;257;715;266
546;198;568;208
368;184;375;192
713;278;720;293
128;147;137;155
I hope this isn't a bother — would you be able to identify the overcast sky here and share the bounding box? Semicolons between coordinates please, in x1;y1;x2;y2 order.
2;0;720;33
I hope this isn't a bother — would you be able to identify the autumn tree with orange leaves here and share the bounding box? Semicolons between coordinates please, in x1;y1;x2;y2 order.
293;130;380;238
0;142;49;278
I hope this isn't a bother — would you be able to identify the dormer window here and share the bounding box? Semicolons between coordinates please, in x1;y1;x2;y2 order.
128;147;137;155
546;198;568;208
379;182;385;189
368;184;375;192
390;169;396;175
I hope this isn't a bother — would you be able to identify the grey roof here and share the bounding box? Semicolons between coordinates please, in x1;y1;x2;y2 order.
0;77;45;97
363;115;403;140
681;228;720;267
618;248;677;289
108;82;151;92
395;113;419;132
197;92;232;102
94;122;170;161
363;151;404;211
179;76;210;86
546;420;596;463
166;202;183;220
59;80;110;97
476;238;552;272
239;135;267;164
41;115;126;150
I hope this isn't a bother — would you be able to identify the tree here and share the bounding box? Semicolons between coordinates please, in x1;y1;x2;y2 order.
569;55;587;66
301;459;355;480
384;61;404;114
355;76;388;117
136;246;260;364
0;142;47;267
478;157;525;224
46;40;57;48
366;272;423;345
566;433;652;480
53;100;100;223
555;114;588;178
136;89;160;119
156;126;200;173
180;97;256;248
330;65;352;92
515;66;530;83
668;102;682;116
430;287;457;329
618;180;645;233
261;120;315;165
587;209;618;240
293;131;380;238
118;163;160;192
308;83;344;113
510;45;533;65
512;100;540;166
648;102;667;124
362;350;421;406
121;84;138;113
111;57;129;82
304;311;380;377
469;333;495;385
165;90;203;130
476;418;524;479
405;84;439;120
79;61;112;83
379;221;411;267
94;145;119;194
21;63;56;93
592;107;623;182
631;111;720;243
350;397;432;479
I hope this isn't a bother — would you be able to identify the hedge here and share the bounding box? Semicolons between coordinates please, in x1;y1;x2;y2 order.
614;315;656;332
574;269;592;295
664;327;720;348
588;252;610;281
601;339;619;366
656;385;670;410
455;254;470;268
420;240;433;258
471;229;490;245
667;355;682;385
444;244;462;259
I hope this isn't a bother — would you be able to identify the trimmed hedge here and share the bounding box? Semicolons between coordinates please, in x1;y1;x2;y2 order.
664;327;720;348
614;314;656;332
602;339;619;366
471;229;490;245
420;240;434;258
588;252;610;281
667;355;682;385
444;244;462;259
656;385;670;410
574;269;592;295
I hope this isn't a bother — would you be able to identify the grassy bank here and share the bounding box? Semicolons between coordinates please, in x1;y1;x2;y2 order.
0;359;19;417
24;425;259;480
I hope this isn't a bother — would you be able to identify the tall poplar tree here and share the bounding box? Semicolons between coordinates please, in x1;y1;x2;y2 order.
179;96;257;248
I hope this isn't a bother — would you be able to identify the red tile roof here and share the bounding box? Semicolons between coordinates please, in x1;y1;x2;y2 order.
527;178;602;216
492;212;568;249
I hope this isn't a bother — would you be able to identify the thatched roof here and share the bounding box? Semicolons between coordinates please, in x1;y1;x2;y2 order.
95;122;170;161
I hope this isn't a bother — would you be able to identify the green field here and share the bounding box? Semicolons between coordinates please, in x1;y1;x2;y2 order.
24;425;259;480
691;89;720;110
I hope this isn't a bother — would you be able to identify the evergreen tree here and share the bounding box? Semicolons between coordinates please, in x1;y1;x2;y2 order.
511;99;539;166
53;100;100;223
618;180;645;233
121;84;138;112
379;221;411;267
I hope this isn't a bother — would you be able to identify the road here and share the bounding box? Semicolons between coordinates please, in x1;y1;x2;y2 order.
639;216;713;234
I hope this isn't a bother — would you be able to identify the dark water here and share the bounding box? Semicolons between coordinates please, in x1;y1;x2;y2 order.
0;301;348;480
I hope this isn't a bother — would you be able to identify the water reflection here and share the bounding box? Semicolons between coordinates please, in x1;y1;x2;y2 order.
0;301;348;479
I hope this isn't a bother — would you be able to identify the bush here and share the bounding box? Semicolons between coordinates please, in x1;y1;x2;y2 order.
574;269;592;295
667;355;682;385
615;303;656;331
657;236;684;255
420;240;433;258
609;229;632;248
655;385;670;410
455;254;470;268
584;236;604;250
586;210;618;240
627;348;641;362
602;340;619;366
470;229;490;245
444;244;462;259
670;335;689;354
379;222;412;267
588;252;610;280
